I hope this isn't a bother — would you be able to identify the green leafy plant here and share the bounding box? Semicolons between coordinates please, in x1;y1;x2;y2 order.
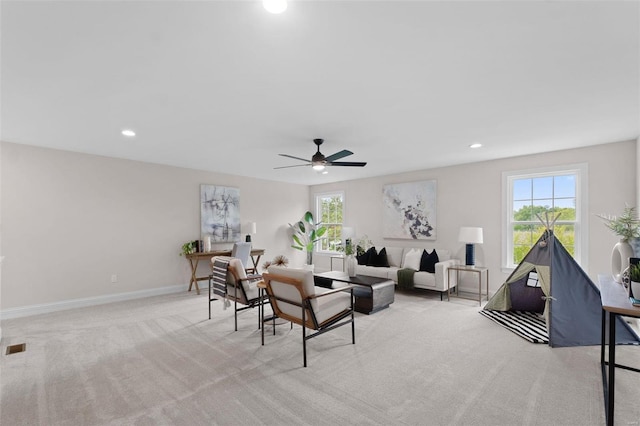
344;238;354;256
355;235;373;256
597;205;640;242
180;241;197;256
630;263;640;282
335;238;355;256
289;211;327;265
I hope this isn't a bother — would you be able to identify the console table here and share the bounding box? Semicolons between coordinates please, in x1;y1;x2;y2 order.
599;274;640;426
185;248;264;294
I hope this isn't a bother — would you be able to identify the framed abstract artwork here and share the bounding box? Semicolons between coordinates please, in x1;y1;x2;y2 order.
200;185;240;242
382;180;437;239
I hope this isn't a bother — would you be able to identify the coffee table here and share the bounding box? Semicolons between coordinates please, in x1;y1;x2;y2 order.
314;271;395;314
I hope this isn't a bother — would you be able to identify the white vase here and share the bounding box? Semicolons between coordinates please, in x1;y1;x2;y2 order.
346;255;357;277
611;240;634;283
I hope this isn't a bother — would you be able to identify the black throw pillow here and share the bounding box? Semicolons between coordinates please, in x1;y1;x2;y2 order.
374;247;390;267
365;247;379;266
419;249;439;273
357;246;375;265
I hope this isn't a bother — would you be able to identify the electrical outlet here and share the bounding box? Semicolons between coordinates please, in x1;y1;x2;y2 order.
111;274;118;283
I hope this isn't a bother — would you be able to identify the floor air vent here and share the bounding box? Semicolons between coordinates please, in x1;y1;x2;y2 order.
6;343;26;355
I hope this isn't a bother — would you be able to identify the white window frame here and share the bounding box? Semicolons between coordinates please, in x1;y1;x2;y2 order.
315;191;345;254
502;163;588;273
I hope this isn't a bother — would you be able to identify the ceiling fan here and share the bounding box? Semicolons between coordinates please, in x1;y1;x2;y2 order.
275;138;367;171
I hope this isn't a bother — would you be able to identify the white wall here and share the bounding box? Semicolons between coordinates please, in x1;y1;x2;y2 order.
311;140;637;293
1;140;635;317
637;137;640;207
0;142;309;315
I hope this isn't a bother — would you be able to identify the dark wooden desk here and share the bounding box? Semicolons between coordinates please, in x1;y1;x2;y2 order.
185;248;264;294
599;274;640;426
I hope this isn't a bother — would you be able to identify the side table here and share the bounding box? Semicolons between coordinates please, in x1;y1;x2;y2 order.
330;255;345;271
447;265;489;306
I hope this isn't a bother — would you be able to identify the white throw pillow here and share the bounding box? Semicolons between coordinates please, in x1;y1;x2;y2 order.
402;248;421;270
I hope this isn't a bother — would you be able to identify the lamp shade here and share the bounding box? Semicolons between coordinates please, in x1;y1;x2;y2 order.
342;227;355;240
458;227;483;244
243;222;257;243
242;222;257;235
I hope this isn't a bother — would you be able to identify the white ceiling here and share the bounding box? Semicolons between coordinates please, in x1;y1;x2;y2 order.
1;1;638;186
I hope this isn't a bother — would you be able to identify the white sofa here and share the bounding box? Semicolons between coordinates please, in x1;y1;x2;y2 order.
355;247;459;297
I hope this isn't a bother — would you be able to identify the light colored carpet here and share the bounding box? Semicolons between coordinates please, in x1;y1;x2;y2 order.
1;289;639;425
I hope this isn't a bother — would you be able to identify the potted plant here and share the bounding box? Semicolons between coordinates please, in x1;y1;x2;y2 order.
355;235;374;257
597;205;640;242
180;241;197;256
629;260;640;300
344;237;357;276
598;205;640;282
289;211;327;267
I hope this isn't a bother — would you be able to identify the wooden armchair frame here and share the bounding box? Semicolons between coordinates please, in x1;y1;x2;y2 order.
261;271;355;367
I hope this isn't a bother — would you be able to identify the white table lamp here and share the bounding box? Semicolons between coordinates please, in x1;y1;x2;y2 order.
459;227;483;266
244;222;257;242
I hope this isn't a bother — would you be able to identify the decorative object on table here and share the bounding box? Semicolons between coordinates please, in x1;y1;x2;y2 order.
458;227;483;266
180;240;197;256
382;180;436;239
341;227;354;251
355;235;374;257
243;222;257;242
289;211;327;267
200;184;240;243
344;237;357;277
597;205;640;282
628;258;640;299
262;255;289;270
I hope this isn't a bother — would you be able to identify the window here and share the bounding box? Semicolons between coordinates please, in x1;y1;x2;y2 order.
315;192;344;252
503;164;588;271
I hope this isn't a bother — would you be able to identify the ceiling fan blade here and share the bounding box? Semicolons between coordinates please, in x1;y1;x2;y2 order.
324;150;353;162
278;153;311;163
274;164;310;169
328;161;367;167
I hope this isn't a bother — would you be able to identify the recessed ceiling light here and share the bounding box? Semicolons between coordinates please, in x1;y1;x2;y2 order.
469;143;482;149
263;0;287;14
322;170;329;175
121;129;136;137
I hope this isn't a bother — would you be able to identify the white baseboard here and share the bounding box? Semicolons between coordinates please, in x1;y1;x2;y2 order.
0;284;189;320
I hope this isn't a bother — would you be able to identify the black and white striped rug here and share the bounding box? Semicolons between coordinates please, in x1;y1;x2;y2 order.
480;310;549;344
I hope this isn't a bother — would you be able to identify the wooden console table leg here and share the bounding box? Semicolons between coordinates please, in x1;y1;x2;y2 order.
251;254;262;273
188;257;201;295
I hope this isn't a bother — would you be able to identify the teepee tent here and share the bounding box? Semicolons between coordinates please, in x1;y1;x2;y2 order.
484;226;639;347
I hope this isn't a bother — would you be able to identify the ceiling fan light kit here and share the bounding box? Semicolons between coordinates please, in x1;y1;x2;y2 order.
276;138;367;171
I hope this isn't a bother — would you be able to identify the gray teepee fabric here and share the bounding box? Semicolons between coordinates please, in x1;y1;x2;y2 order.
484;230;640;347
